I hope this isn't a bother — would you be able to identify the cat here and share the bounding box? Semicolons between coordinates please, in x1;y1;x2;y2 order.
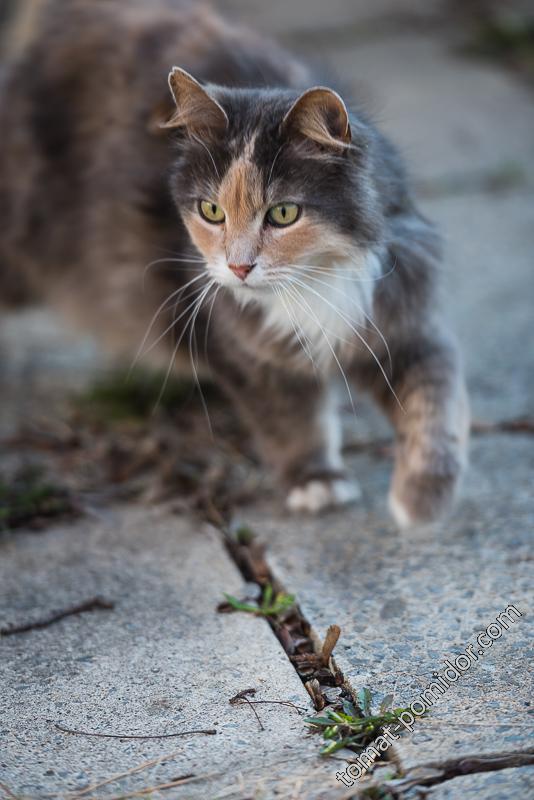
0;0;469;526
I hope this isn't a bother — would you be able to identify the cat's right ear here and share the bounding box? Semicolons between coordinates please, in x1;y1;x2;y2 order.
160;67;228;136
281;86;352;150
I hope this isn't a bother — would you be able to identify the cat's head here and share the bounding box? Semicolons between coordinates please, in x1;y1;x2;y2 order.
164;67;383;294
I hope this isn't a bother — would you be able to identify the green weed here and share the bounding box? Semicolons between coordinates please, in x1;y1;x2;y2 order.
223;583;295;619
0;466;74;530
305;689;413;756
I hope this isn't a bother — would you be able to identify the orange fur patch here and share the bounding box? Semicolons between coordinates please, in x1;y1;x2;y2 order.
219;155;263;234
184;212;220;261
262;218;353;268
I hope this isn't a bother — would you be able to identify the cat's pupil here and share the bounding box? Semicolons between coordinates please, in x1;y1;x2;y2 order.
281;206;287;218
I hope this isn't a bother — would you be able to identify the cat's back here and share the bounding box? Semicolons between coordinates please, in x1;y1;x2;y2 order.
0;0;308;299
2;0;308;163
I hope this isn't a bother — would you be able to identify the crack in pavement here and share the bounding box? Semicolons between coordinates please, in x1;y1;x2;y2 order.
210;495;534;797
384;749;534;797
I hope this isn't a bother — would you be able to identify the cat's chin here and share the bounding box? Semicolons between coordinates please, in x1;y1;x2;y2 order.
225;282;272;304
228;281;270;292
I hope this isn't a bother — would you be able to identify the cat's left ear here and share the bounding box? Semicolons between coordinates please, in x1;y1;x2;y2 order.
282;87;351;149
161;67;228;136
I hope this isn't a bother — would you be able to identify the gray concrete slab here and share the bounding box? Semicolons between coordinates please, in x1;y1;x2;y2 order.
424;766;534;800
220;2;534;184
429;189;534;423
244;433;534;772
336;188;534;429
0;508;350;799
218;0;442;38
311;32;534;184
0;310;103;438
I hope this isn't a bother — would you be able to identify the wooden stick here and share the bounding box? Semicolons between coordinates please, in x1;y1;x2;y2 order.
321;624;341;665
0;597;114;637
55;723;216;740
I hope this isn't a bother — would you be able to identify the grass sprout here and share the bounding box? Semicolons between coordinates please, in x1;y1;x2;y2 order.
306;689;413;756
223;583;295;619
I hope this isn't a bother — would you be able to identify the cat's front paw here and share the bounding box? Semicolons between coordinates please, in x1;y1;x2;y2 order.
389;442;465;528
286;477;361;514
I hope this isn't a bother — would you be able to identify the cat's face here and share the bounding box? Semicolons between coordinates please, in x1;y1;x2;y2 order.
165;69;383;296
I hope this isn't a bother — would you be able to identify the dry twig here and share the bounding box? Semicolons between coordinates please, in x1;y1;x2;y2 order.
321;624;341;666
229;688;264;731
0;597;114;636
54;722;216;740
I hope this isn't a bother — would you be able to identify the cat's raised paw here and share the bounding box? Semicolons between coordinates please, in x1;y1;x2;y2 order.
286;478;361;514
388;453;463;529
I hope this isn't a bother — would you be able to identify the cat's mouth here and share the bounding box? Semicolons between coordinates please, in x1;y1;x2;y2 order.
229;282;271;297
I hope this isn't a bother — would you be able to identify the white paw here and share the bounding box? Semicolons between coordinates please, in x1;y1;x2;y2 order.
286;478;361;514
388;490;414;530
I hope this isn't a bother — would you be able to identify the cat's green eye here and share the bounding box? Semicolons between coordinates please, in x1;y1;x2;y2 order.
266;202;301;228
199;200;225;224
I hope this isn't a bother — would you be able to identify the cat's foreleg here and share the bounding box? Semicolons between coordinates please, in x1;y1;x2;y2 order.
283;386;361;513
372;329;469;527
213;359;360;512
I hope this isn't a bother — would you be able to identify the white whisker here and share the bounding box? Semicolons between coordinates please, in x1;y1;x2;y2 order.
135;279;209;367
282;280;356;415
188;282;215;436
204;284;221;364
267;144;284;187
192;133;220;180
289;276;404;412
281;280;355;350
273;284;318;375
154;281;213;411
285;256;398;284
130;280;203;376
142;257;206;285
299;271;393;374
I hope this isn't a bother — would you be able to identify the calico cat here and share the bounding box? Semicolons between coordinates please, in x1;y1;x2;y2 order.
0;0;469;525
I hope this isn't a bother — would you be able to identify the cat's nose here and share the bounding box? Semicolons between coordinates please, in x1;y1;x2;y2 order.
228;262;256;281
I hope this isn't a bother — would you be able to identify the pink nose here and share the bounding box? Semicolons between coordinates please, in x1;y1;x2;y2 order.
228;263;256;281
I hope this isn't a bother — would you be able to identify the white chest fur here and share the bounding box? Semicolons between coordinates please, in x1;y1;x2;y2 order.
257;252;381;369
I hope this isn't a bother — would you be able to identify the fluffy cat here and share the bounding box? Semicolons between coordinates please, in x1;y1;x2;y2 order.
0;0;469;525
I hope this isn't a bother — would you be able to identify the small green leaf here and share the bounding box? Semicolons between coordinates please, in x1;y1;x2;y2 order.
235;525;255;545
327;710;349;724
223;594;258;613
320;737;354;755
358;687;373;717
304;716;335;727
262;583;273;609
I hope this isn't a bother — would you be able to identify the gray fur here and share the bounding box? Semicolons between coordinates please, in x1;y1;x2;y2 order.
0;0;469;524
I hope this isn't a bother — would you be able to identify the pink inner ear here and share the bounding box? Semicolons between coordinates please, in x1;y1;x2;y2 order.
163;67;228;134
283;87;351;148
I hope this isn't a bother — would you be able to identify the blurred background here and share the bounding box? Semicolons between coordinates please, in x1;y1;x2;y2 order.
0;0;533;524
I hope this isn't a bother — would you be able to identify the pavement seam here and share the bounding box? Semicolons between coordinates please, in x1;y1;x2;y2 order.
209;494;534;797
218;525;349;707
384;749;534;797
